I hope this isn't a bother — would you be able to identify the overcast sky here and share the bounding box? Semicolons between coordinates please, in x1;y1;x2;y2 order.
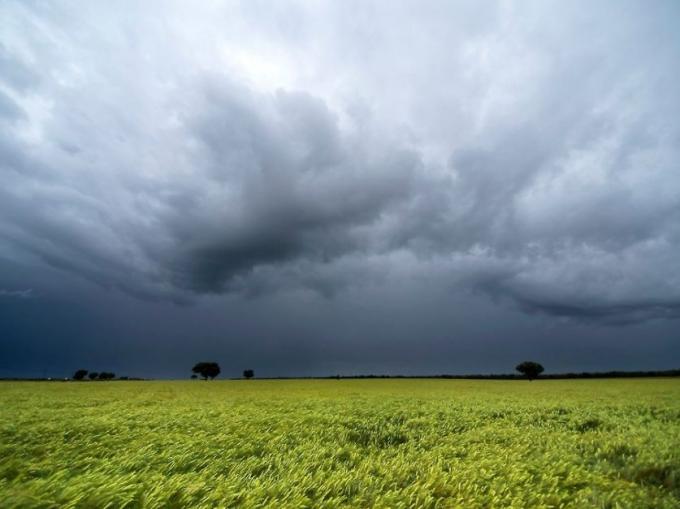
1;0;679;378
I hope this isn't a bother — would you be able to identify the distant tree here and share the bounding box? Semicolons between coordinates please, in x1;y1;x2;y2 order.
243;369;254;379
73;369;88;381
88;372;99;380
98;372;115;380
516;361;544;381
191;374;198;379
192;362;221;380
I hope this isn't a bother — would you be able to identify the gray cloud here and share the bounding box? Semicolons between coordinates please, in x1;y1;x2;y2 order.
0;288;32;299
0;0;679;327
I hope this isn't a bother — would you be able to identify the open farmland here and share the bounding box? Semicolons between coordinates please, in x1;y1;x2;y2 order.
1;379;679;508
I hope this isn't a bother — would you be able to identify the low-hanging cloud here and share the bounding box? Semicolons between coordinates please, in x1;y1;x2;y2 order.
1;0;679;323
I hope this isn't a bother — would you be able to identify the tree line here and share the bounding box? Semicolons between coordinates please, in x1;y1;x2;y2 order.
63;361;680;382
72;370;116;381
187;362;546;381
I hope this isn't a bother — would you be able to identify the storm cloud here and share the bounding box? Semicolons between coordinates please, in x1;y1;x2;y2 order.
1;1;679;377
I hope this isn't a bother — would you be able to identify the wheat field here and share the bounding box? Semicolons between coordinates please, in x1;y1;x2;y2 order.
1;379;678;508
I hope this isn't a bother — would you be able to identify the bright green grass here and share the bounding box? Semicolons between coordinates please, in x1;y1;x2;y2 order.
1;379;679;508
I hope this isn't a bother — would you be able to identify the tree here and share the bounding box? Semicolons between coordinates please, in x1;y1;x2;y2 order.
516;361;544;381
243;369;254;379
88;372;99;380
190;374;198;379
192;362;221;380
73;369;88;381
98;372;115;380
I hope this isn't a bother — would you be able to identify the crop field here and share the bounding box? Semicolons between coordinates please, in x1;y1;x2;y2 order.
1;379;679;508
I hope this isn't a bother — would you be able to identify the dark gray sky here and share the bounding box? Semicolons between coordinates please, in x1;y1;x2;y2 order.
1;1;679;378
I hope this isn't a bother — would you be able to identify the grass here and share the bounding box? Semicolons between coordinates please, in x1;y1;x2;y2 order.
0;378;679;508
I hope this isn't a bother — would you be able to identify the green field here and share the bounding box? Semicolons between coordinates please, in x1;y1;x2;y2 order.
1;379;679;508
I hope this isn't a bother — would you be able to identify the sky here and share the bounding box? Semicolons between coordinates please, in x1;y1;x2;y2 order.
1;0;679;378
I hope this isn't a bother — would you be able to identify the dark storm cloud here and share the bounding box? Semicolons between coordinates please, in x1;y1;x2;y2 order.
162;83;419;293
0;0;679;328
